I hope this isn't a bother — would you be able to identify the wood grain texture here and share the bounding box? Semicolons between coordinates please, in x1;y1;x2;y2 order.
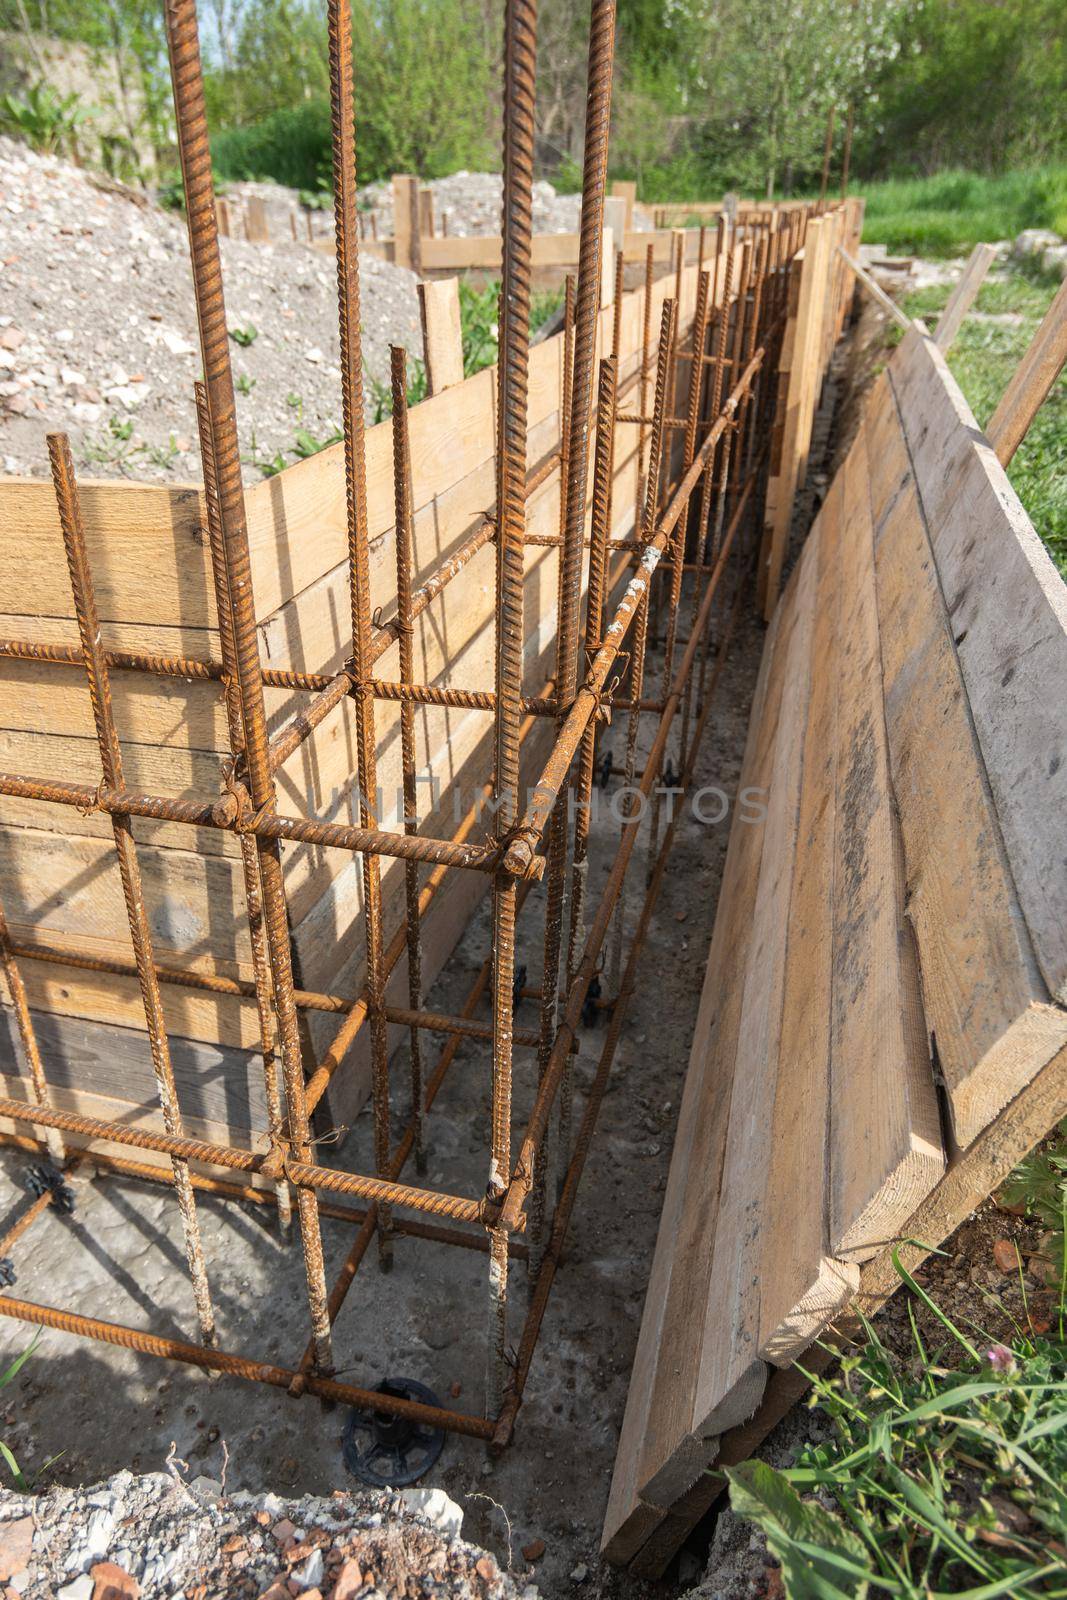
933;243;996;352
873;362;1067;1145
602;592;791;1564
828;431;942;1258
757;469;854;1364
986;274;1067;464
891;329;1067;1005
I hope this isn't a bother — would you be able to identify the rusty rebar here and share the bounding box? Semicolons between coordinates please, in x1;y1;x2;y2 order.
0;899;64;1165
488;0;539;1414
391;344;426;1174
195;380;291;1234
0;1296;496;1440
47;431;217;1347
164;0;332;1370
606;297;675;990
562;354;617;1103
328;0;394;1269
0;772;509;873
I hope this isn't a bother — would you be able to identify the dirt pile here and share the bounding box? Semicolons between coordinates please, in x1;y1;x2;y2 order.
0;136;421;485
0;1470;538;1600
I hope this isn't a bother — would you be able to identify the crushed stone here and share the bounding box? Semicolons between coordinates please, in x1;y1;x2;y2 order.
0;136;420;485
2;1469;539;1599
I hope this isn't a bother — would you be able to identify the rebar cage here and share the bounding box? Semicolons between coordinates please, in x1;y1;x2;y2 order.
0;0;828;1448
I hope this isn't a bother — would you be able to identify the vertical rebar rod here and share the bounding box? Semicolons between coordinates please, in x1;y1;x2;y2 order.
0;902;64;1165
635;242;654;520
841;103;854;196
47;432;216;1346
488;0;539;1416
819;105;835;205
647;265;711;868
194;381;291;1233
163;0;332;1370
564;354;617;1002
390;346;426;1175
327;0;394;1269
606;298;675;995
542;0;616;1212
611;248;624;361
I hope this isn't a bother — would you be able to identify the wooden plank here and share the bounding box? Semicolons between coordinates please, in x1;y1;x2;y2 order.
934;243;996;352
418;278;465;395
890;328;1067;1004
687;531;818;1443
828;430;942;1258
392;173;418;272
243;195;270;243
986;274;1067;464
873;363;1067;1146
757;470;857;1365
624;1046;1067;1581
761;217;834;619
611;181;636;230
602;585;793;1566
0;1013;269;1143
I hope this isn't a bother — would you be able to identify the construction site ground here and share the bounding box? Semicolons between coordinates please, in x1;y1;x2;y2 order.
1;144;1043;1597
0;598;762;1598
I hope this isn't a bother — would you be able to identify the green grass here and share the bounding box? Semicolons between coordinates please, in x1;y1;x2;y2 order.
728;1246;1067;1599
857;167;1067;258
896;265;1067;576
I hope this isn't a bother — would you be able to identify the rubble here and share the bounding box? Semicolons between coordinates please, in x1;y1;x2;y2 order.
0;136;421;484
3;1471;539;1600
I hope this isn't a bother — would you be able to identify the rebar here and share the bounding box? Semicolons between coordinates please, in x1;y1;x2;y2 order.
0;900;64;1165
164;0;332;1370
488;0;539;1415
390;346;426;1174
195;380;291;1233
47;431;217;1346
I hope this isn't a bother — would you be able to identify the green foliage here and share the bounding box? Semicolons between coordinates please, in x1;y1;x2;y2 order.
999;1123;1067;1305
860;168;1067;257
228;324;258;347
900;265;1067;577
727;1253;1067;1598
211;101;332;193
860;0;1067;179
456;280;564;381
0;81;93;153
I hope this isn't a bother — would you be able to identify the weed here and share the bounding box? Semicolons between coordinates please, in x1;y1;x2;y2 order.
285;392;304;418
228;324;258;348
457;280;564;379
292;425;342;459
998;1123;1067;1323
243;427;286;479
727;1249;1067;1598
236;373;256;396
0;82;93;155
0;1334;59;1490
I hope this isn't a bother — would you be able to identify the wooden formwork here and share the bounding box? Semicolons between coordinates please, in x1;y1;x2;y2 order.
0;244;720;1154
603;282;1067;1572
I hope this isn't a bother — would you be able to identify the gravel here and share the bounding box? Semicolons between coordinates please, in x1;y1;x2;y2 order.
0;1469;539;1599
0;136;421;486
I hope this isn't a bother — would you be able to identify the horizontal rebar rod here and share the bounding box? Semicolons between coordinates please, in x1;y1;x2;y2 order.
0;773;540;877
0;1096;493;1227
5;938;540;1044
0;1295;495;1439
